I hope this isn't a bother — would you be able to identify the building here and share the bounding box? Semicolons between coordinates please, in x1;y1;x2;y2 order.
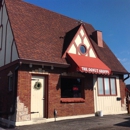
0;0;129;126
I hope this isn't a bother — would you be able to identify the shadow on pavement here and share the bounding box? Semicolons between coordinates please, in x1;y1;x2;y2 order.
114;117;130;127
0;124;15;129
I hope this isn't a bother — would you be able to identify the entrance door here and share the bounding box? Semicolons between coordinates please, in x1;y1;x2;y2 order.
31;75;45;119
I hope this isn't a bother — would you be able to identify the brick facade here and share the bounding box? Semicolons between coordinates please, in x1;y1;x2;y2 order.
119;75;126;106
17;65;95;119
48;73;94;118
17;70;31;113
0;64;18;119
0;63;127;122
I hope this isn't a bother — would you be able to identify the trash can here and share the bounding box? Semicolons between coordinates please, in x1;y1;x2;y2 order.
97;111;103;117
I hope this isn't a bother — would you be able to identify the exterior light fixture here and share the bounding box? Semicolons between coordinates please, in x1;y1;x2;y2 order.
51;65;54;70
29;64;32;68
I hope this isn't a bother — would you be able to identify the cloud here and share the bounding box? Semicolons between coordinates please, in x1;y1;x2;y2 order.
118;58;128;62
118;58;130;67
120;50;130;55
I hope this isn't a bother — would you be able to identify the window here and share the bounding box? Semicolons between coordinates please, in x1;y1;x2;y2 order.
61;77;82;98
104;78;110;95
97;77;117;96
98;77;103;95
110;78;116;95
80;45;86;54
8;75;13;91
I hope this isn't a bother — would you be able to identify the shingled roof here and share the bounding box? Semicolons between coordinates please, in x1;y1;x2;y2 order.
5;0;128;74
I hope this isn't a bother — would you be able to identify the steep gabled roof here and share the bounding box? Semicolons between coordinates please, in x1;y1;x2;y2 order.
62;25;80;56
5;0;128;73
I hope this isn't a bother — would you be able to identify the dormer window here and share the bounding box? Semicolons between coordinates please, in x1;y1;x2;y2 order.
79;45;86;54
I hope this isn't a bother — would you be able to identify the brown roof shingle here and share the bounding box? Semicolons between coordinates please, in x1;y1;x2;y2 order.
5;0;128;73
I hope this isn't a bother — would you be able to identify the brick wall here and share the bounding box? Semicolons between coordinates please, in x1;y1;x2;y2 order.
0;64;32;121
119;76;126;105
0;64;18;119
17;70;31;113
48;73;94;118
17;70;94;118
0;63;95;120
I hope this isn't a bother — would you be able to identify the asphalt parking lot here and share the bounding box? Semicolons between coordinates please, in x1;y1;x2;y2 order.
1;114;130;130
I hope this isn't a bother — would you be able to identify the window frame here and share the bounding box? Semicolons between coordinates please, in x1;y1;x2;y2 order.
8;74;13;92
80;45;86;54
60;76;85;103
97;77;117;96
78;43;87;55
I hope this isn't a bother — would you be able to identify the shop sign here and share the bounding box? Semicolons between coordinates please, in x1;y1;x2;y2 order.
80;67;110;75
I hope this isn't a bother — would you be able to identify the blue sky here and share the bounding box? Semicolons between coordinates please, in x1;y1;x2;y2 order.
24;0;130;84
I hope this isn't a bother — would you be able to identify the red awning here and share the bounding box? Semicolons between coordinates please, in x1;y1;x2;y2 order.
67;53;111;75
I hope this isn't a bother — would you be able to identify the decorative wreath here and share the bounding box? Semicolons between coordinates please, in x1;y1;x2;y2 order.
34;82;42;90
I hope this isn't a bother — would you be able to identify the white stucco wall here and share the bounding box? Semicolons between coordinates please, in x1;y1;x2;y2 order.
68;27;96;58
0;1;18;67
6;21;12;64
12;41;18;62
0;3;6;66
93;75;127;115
68;44;76;54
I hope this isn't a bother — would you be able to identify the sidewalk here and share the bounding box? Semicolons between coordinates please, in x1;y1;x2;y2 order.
0;114;130;130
